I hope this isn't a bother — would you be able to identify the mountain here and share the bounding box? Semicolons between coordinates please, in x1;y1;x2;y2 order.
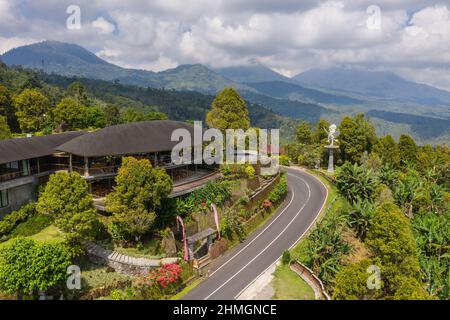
0;40;244;93
293;67;450;106
243;81;363;105
215;64;293;83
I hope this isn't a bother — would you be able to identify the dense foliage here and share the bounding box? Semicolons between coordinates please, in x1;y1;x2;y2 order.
0;238;71;297
106;157;173;243
0;203;36;238
289;115;449;300
36;171;98;240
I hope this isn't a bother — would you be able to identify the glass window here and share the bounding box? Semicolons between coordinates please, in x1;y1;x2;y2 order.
0;190;8;208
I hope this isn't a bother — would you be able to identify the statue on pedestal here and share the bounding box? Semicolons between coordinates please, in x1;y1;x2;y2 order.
324;124;339;173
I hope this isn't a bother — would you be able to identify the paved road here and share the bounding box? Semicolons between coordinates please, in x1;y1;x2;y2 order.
183;167;328;300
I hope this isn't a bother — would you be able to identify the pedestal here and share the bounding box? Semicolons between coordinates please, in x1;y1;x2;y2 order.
325;145;338;173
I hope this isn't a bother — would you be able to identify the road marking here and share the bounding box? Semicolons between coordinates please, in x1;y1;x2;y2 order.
204;172;311;300
208;176;298;277
234;168;329;299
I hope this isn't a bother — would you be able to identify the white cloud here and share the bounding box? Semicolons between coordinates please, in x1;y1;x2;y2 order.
92;17;115;35
2;1;450;89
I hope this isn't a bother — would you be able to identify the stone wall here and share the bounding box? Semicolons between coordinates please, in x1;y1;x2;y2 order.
85;241;178;276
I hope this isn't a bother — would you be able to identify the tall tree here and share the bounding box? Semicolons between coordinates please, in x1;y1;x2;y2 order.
296;121;312;145
53;97;88;131
206;88;250;131
0;85;18;132
106;157;173;242
0;115;11;140
398;134;418;167
104;104;121;126
13;88;51;132
338;113;377;163
366;202;421;295
66;82;89;105
373;134;400;167
313;118;331;145
36;171;98;239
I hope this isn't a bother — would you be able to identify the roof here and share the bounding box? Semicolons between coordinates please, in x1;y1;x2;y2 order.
57;120;199;157
0;131;86;165
186;228;217;244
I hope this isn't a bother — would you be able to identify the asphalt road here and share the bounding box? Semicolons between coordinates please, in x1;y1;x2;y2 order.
183;167;328;300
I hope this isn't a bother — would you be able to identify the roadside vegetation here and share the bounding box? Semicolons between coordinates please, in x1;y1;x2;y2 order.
282;114;449;300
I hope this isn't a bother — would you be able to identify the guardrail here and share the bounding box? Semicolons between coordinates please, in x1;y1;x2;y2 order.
290;260;331;300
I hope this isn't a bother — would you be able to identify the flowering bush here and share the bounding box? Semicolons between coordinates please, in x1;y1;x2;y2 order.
134;263;183;298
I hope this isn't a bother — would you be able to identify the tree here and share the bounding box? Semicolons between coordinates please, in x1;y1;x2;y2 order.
372;134;400;167
0;84;18;132
338;114;377;163
0;238;71;298
333;259;382;300
336;162;377;204
53;97;88;131
66;82;89;105
104;104;121;126
120;108;167;124
36;171;97;239
313;119;330;145
13;88;51;132
106;157;173;242
366;202;421;294
0;115;11;140
206;88;250;131
398;134;418;167
296;121;312;145
392;277;433;300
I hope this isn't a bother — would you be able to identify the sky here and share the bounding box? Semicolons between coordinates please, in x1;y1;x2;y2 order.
1;0;450;90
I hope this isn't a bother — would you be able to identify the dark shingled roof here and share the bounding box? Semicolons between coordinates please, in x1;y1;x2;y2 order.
0;131;86;165
57;120;198;157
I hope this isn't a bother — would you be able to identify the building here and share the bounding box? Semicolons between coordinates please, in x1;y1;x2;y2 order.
0;120;217;216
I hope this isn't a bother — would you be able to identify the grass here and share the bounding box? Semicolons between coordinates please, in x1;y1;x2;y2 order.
0;215;64;249
80;262;132;291
9;214;53;238
115;238;163;259
272;264;315;300
169;277;203;300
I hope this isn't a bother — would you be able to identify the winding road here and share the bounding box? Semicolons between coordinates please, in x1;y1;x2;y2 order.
183;167;328;300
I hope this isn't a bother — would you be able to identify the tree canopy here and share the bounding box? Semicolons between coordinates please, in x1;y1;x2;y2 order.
0;238;71;297
206;87;250;131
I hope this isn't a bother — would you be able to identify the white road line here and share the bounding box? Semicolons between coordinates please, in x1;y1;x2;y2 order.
208;174;298;277
234;168;329;300
204;172;311;300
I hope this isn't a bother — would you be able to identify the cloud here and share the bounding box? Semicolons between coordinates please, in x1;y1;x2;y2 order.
92;17;116;35
1;1;450;90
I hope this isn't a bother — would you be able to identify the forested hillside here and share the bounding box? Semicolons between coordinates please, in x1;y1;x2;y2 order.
0;62;298;141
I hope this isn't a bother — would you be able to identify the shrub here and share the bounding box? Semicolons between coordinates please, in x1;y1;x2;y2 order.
279;155;291;166
133;264;183;299
0;203;36;238
268;175;288;204
282;250;291;265
176;181;232;216
245;165;255;178
0;238;72;297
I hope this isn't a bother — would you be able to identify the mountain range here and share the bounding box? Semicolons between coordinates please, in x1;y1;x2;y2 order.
1;40;450;144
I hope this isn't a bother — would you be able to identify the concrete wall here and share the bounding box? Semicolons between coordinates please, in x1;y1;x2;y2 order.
0;181;37;217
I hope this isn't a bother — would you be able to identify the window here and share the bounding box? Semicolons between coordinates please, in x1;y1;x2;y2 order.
22;160;30;176
6;161;19;170
0;189;8;208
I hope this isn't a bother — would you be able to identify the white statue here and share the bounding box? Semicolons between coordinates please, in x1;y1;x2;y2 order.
325;124;338;146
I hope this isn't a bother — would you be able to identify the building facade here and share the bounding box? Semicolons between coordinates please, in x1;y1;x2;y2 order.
0;120;216;216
